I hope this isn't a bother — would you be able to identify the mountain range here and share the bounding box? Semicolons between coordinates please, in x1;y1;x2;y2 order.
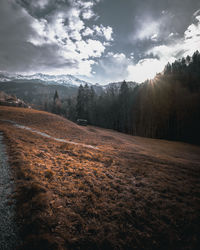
0;72;92;87
0;72;138;107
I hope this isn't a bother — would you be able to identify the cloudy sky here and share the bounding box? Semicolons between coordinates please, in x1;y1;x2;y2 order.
0;0;200;84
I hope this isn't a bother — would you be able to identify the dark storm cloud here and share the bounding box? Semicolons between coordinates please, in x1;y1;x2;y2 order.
95;0;200;54
0;0;110;75
91;0;200;83
0;40;76;72
0;0;200;83
16;0;71;19
0;0;77;73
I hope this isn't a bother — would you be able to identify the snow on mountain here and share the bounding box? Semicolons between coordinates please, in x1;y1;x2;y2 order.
0;72;92;87
0;72;138;92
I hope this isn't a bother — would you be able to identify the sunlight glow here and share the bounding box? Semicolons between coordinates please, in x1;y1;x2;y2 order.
127;58;166;83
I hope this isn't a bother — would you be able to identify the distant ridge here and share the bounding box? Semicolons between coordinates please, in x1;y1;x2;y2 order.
0;72;138;107
0;72;92;87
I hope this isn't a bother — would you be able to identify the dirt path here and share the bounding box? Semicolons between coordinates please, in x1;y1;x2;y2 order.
1;119;98;150
0;132;19;250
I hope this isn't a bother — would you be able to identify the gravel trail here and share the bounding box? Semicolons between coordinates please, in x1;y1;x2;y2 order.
1;119;98;150
0;132;19;250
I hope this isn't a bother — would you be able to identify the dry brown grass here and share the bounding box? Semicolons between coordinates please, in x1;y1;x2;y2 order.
0;106;200;250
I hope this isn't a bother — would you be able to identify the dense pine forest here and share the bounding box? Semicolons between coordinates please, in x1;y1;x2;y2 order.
47;51;200;144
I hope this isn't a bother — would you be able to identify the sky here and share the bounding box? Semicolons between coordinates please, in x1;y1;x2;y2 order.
0;0;200;84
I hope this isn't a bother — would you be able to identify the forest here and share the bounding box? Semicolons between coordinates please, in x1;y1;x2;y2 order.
47;51;200;144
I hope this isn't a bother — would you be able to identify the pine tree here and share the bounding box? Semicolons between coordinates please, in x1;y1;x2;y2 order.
119;80;130;132
52;90;61;114
76;84;85;119
53;90;59;103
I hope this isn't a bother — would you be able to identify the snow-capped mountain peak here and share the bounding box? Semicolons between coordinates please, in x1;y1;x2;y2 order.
0;72;92;87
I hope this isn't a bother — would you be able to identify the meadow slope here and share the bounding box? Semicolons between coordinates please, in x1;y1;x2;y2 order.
0;106;200;250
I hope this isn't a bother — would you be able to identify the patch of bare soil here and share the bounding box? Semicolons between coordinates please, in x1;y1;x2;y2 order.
0;106;200;250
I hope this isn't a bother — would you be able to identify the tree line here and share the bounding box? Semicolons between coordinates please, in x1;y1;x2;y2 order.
46;50;200;144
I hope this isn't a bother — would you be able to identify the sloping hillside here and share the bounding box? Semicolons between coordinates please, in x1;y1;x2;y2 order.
0;106;200;249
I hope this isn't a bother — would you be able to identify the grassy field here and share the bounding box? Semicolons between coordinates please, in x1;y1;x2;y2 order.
0;106;200;250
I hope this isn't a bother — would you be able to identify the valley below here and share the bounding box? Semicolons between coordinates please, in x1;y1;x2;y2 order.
0;106;200;249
